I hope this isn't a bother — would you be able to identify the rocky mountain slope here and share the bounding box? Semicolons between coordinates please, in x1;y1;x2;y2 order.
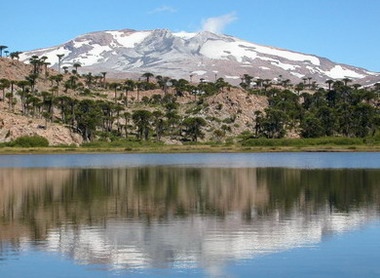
0;109;83;146
0;58;268;146
20;28;380;85
0;59;83;145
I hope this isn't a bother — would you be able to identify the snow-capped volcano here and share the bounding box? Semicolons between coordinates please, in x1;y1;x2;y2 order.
20;28;380;85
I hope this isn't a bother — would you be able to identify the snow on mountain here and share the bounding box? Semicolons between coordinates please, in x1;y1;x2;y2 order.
20;28;380;85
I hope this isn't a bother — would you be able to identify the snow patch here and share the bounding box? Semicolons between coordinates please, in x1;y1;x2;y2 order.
256;56;278;63
73;39;91;48
364;70;378;76
306;66;318;74
21;47;72;66
192;70;207;76
290;72;305;78
225;75;241;80
273;61;298;71
80;44;112;66
236;38;320;65
200;40;258;62
324;65;365;79
106;30;151;48
173;31;197;40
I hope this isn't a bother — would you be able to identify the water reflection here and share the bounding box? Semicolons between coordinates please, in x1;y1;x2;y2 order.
1;167;380;275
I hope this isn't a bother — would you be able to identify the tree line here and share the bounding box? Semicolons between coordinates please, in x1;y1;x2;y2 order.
0;53;380;145
253;80;380;139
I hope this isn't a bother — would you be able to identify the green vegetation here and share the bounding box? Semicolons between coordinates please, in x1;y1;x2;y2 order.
0;54;380;151
8;135;49;147
253;85;379;139
241;137;373;147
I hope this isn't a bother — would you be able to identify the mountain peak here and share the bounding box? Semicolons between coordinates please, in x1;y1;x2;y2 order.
20;28;380;85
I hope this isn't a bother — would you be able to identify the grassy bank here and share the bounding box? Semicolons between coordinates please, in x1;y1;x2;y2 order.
1;136;380;154
241;136;380;146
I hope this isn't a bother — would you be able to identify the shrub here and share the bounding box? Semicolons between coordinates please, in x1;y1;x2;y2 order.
222;116;236;124
9;135;49;147
81;138;164;148
240;137;366;147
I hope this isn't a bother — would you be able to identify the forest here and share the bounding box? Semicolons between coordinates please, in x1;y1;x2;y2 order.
0;52;379;148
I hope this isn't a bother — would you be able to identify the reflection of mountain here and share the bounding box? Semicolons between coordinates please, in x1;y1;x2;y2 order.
42;208;376;273
1;167;380;273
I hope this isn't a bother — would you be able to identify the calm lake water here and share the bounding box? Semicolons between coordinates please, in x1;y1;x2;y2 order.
0;152;379;277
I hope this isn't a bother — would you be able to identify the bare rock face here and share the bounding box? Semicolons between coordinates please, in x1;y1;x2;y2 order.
0;110;83;146
0;58;36;80
203;88;268;138
0;59;83;146
20;28;380;86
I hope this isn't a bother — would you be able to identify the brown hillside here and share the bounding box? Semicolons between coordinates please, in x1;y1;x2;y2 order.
0;58;32;80
0;58;83;145
0;58;268;145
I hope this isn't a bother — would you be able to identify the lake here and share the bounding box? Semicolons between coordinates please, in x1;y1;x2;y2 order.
0;152;379;277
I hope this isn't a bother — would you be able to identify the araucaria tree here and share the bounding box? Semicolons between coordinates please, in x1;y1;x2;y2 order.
0;45;8;57
182;117;206;142
132;110;152;140
75;99;102;141
1;53;380;146
254;82;380;139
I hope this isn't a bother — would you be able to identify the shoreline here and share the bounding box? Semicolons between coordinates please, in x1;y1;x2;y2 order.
1;144;380;155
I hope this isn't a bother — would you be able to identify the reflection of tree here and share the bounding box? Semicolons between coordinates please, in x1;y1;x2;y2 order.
59;167;267;220
257;168;380;214
0;168;78;241
1;167;380;243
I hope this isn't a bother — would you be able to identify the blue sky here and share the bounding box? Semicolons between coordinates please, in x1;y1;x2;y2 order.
2;0;379;72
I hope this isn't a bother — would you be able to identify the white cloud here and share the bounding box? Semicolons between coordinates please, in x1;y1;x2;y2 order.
148;5;177;14
201;12;237;34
